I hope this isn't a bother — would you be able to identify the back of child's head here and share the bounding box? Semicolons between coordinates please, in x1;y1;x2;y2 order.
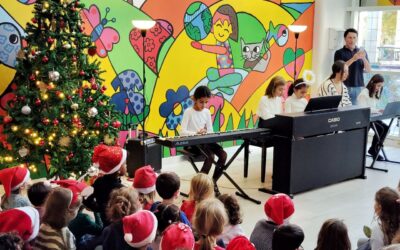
272;224;304;250
375;187;400;244
288;78;306;96
218;194;242;226
189;173;214;203
156;172;180;200
265;76;286;98
106;187;140;223
194;86;211;100
264;193;295;225
155;203;181;233
0;232;23;250
27;181;52;207
315;219;351;250
193;198;227;250
43;187;82;230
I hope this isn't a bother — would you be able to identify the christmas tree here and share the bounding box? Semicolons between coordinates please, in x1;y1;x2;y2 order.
0;0;121;178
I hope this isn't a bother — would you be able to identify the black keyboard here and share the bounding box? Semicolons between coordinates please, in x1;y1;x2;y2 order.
155;128;271;147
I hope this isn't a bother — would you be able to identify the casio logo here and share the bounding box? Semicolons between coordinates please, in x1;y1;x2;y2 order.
328;117;340;123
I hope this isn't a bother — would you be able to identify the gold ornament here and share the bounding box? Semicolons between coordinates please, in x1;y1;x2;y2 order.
104;134;114;145
58;136;71;147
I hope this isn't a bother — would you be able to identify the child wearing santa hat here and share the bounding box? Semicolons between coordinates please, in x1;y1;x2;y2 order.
133;165;157;210
193;198;227;250
0;165;31;210
123;210;158;249
33;187;82;249
181;173;214;222
0;206;40;249
250;193;295;250
226;235;256;250
83;144;127;227
160;222;195;250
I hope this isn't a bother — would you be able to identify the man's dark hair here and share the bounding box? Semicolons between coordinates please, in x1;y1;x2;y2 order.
272;224;305;250
156;172;180;199
344;28;358;38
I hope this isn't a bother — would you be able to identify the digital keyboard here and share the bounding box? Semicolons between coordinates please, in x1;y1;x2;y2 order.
155;128;272;147
370;113;399;122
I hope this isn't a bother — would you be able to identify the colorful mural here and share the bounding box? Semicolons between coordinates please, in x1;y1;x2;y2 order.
0;0;315;156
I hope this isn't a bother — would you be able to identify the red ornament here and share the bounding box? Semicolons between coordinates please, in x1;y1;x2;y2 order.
53;119;59;126
18;96;26;102
71;6;76;12
29;74;36;81
39;140;45;146
103;122;109;128
91;83;98;90
101;86;107;91
79;26;84;32
42;56;49;63
79;70;85;76
47;37;54;44
88;46;97;56
97;101;104;106
75;1;80;6
56;91;61;96
31;50;36;56
3;116;12;124
35;98;41;106
112;121;121;128
68;152;74;158
86;97;93;103
60;20;65;28
31;18;38;24
67;95;72;100
42;118;50;125
95;121;100;127
72;55;77;62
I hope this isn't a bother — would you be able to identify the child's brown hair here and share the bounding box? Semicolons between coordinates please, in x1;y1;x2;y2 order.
193;198;227;250
315;219;351;250
106;187;140;223
265;76;286;98
375;187;400;245
42;187;82;229
218;194;242;225
188;173;214;203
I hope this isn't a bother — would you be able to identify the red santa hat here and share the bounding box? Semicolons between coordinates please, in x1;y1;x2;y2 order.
226;236;256;250
0;206;40;242
92;144;127;174
51;179;93;206
123;210;158;248
264;193;295;225
133;165;157;194
160;223;195;250
0;165;30;198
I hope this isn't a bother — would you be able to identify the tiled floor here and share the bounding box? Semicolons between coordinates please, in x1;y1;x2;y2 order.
160;145;400;250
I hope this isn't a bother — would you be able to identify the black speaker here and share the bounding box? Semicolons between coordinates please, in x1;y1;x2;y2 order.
126;137;162;177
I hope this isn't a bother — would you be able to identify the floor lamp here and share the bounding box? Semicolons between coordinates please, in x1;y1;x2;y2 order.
132;20;156;146
288;25;307;80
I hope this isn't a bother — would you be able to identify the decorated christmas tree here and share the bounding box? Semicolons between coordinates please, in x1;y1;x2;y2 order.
0;0;121;178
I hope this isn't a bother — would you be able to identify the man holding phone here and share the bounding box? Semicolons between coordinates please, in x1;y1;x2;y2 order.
334;28;371;105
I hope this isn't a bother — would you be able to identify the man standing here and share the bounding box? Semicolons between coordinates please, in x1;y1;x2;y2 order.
334;28;371;105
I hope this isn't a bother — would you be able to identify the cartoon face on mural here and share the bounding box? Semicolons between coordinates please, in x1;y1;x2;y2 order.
1;0;316;156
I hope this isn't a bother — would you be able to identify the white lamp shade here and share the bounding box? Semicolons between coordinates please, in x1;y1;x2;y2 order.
132;20;156;30
288;25;307;33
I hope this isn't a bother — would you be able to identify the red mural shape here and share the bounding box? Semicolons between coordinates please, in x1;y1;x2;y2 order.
129;20;173;74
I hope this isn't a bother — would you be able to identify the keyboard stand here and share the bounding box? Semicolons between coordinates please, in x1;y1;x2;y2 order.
181;143;261;205
366;117;399;172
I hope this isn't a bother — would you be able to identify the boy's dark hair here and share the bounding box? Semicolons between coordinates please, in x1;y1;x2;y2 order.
366;74;384;98
344;28;358;38
193;86;211;100
272;224;305;250
218;194;242;225
0;232;23;250
154;204;181;233
156;172;180;199
28;182;52;207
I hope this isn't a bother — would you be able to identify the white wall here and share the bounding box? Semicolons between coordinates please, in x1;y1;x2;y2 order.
311;0;353;94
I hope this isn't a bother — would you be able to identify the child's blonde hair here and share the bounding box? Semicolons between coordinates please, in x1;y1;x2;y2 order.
138;191;156;209
193;198;227;250
188;173;214;203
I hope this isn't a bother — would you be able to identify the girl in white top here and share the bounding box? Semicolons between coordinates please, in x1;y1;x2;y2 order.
256;76;285;127
285;78;309;113
318;60;352;107
357;74;388;160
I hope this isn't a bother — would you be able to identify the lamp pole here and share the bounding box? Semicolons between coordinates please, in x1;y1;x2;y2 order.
288;25;307;81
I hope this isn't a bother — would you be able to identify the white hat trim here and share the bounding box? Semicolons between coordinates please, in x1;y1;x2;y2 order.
15;206;40;241
12;169;30;191
101;148;127;175
135;185;156;194
125;212;158;248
